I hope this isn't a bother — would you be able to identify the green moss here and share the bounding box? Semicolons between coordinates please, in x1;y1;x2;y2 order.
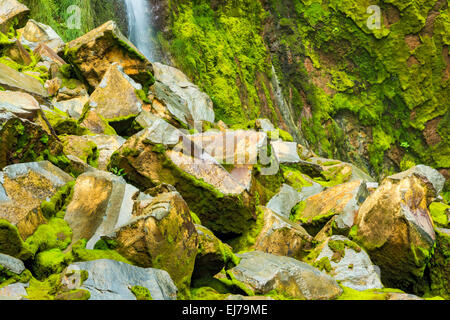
429;202;450;228
24;273;62;300
25;218;72;256
55;289;91;300
426;228;450;299
71;239;132;264
336;286;389;300
265;289;297;300
32;248;72;279
281;165;313;191
228;206;265;252
0;267;32;289
40;181;75;219
130;285;153;300
327;239;361;263
313;256;332;273
0;219;32;260
190;286;228;300
190;211;202;225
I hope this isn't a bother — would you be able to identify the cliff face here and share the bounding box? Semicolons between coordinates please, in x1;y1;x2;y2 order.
19;0;449;191
148;0;449;188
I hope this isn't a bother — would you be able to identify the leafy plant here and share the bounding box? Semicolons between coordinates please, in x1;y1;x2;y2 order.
400;141;410;149
110;167;127;177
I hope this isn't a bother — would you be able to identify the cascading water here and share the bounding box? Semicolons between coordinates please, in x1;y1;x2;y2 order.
124;0;154;61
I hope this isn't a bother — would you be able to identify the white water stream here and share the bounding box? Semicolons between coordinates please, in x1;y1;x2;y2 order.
124;0;154;61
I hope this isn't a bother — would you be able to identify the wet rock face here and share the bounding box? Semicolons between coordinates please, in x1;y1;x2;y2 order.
0;161;73;239
229;251;343;300
105;190;198;292
353;165;444;290
63;20;154;89
61;259;177;300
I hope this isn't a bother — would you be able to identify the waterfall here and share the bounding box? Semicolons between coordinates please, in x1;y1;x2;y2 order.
124;0;154;61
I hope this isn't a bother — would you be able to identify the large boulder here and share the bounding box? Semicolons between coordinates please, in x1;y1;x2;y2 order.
109;120;257;236
150;62;214;127
63;21;154;89
233;206;313;260
17;19;65;52
88;63;145;122
0;63;48;97
311;235;383;291
102;189;198;296
64;170;140;249
0;161;73;239
60;259;177;300
0;0;29;34
292;180;369;236
352;165;444;290
0;112;64;169
0;90;41;120
228;251;343;300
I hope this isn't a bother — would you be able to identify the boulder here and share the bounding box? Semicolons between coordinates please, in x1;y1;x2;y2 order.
64;169;140;249
103;190;198;294
0;282;28;300
228;251;343;300
292;180;369;235
60;135;98;167
53;96;88;120
33;43;66;66
63;21;154;89
0;90;40;120
312;235;383;291
240;206;313;260
109;122;257;236
193;224;239;280
88;63;145;121
4;39;32;66
0;63;48;97
267;184;302;218
17;19;65;52
352;165;444;290
150;62;214;127
0;0;29;34
61;259;177;300
271;140;300;163
427;227;450;299
0;161;73;239
0;252;25;274
79;110;117;135
82;134;126;171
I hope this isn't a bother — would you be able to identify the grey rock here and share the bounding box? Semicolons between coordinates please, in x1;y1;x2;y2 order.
137;117;182;147
267;184;302;218
82;134;126;170
0;90;41;120
0;282;28;300
0;253;25;274
62;259;177;300
388;165;445;195
271;140;300;163
334;181;369;230
229;251;342;300
316;236;383;291
255;118;275;132
0;62;48;97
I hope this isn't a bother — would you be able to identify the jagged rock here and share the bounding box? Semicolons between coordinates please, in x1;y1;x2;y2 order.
79;110;116;135
0;63;48;97
0;0;29;34
52;96;88;120
192;224;238;280
109;122;257;236
33;43;66;66
0;252;25;274
61;259;177;300
0;90;40;120
0;282;28;300
0;161;73;239
150;62;214;127
352;165;444;290
103;190;198;293
59;135;98;167
64;169;140;249
88;63;144;121
312;235;383;291
4;39;32;66
246;206;313;260
292;180;369;235
63;20;154;89
271;140;300;163
17;19;65;52
267;184;302;218
229;251;343;300
82;134;126;171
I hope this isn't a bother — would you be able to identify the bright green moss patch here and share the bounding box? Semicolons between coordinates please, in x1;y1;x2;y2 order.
40;181;75;219
281;165;313;191
0;219;32;260
71;239;132;264
313;256;332;273
130;285;153;300
24;273;61;300
25;218;73;256
429;202;450;228
328;239;361;263
190;286;228;300
336;286;389;300
32;248;72;279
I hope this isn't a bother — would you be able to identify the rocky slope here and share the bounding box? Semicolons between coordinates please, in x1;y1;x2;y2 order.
0;0;449;300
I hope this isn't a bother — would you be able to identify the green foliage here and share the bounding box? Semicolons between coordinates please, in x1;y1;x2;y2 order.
130;285;153;300
110;166;127;177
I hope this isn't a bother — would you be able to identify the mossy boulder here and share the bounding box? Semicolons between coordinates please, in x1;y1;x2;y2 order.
62;20;154;89
427;227;450;299
193;224;239;280
103;189;198;299
352;165;445;291
60;135;99;168
0;62;48;97
17;19;65;52
0;0;29;34
0;161;73;239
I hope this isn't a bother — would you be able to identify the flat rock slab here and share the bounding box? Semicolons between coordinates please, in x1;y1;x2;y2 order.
267;184;302;218
0;252;25;274
229;251;343;300
0;282;28;300
62;259;177;300
0;90;41;119
0;63;48;97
